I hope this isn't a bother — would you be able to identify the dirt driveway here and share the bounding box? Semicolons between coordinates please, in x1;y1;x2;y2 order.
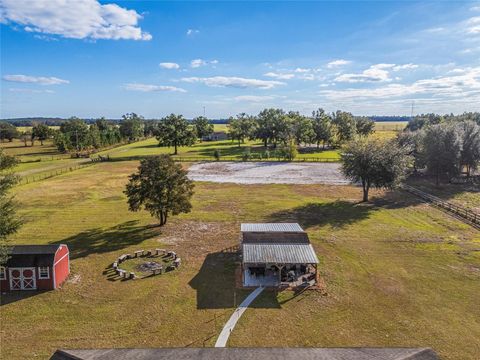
187;162;349;185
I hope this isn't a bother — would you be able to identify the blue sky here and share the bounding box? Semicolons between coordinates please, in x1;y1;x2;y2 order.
1;0;479;119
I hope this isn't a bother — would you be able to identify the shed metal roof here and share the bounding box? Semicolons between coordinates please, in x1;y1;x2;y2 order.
243;243;319;264
8;244;61;255
242;232;309;244
241;223;304;233
5;245;64;267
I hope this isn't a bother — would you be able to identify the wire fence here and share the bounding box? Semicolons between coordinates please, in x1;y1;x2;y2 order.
18;161;95;185
102;155;341;163
402;184;480;228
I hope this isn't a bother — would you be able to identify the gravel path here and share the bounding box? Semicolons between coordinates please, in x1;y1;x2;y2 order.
188;162;349;185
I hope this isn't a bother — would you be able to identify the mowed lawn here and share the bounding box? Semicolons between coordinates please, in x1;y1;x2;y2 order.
98;137;342;161
1;161;479;359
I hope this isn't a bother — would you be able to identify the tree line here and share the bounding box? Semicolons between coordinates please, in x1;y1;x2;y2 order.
226;108;375;149
340;112;480;202
399;114;480;184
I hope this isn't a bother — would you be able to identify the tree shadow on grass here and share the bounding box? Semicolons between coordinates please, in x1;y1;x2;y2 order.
266;200;376;229
52;220;160;260
189;249;280;310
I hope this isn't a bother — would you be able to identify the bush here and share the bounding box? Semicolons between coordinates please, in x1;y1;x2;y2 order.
213;149;221;161
241;148;251;161
277;141;298;161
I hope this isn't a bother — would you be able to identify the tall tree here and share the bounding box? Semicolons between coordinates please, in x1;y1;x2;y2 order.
332;111;357;143
119;113;144;141
0;149;22;265
124;155;194;226
422;123;462;185
32;123;51;145
256;108;285;147
341;137;409;202
156;114;197;155
312;108;333;149
355;117;375;136
228;113;256;146
192;116;214;141
288;111;314;146
20;131;31;147
458;121;480;177
57;117;90;152
0;122;19;142
397;129;425;173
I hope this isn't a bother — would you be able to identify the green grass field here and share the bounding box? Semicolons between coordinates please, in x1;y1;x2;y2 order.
1;161;479;360
97;137;341;161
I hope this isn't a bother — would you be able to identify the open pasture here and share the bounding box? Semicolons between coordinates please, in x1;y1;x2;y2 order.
0;161;479;360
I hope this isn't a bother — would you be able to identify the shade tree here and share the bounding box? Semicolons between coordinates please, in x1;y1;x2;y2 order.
156;114;197;155
192;116;214;140
124;155;194;226
120;113;144;141
341;137;410;202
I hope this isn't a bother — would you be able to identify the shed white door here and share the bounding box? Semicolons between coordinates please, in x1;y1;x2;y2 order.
9;268;37;290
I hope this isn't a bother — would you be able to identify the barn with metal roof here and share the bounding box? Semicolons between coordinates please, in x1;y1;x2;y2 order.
240;223;319;288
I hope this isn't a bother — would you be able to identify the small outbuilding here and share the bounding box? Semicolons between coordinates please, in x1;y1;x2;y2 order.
202;131;228;141
0;244;70;291
240;223;319;288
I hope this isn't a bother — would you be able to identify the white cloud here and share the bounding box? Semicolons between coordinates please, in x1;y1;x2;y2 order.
234;95;276;102
393;63;419;71
190;59;207;68
0;0;151;41
123;83;187;93
465;16;480;34
190;59;219;68
186;29;199;36
298;73;316;81
326;59;351;68
3;74;69;85
471;6;480;11
159;62;180;69
180;76;285;89
263;72;295;80
9;88;54;93
294;67;311;73
335;64;394;83
321;66;480;103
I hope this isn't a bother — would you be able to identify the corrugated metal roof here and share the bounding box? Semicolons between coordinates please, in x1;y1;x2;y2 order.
243;243;319;264
241;223;304;233
242;232;309;244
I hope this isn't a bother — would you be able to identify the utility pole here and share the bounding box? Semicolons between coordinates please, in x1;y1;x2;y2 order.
203;106;206;117
75;130;79;152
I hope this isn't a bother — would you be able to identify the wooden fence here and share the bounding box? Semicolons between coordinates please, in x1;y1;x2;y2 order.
402;184;480;228
19;161;94;185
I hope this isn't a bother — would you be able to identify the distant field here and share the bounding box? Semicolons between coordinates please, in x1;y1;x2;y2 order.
1;161;478;359
374;121;408;131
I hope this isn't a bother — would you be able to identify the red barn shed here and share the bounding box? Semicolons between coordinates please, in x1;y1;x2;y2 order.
0;244;70;291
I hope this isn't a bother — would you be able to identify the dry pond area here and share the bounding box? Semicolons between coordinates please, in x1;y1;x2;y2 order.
188;161;350;185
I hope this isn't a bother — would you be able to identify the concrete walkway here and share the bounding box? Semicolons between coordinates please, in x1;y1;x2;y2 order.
214;287;264;347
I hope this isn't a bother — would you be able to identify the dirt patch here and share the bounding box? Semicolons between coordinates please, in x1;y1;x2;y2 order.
188;162;349;185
